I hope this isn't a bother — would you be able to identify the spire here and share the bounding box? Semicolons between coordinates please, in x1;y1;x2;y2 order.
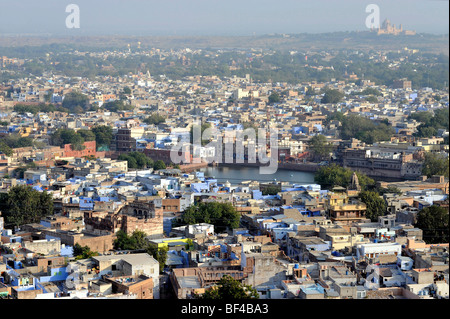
350;172;361;191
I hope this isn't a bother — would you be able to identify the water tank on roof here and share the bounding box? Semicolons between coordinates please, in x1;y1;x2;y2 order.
294;264;299;269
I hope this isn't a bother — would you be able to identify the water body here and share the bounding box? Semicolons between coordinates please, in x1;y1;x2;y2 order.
199;166;316;185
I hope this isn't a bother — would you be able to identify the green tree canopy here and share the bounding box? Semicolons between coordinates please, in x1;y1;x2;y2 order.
62;91;90;114
146;243;168;273
144;113;166;125
268;92;281;104
0;185;53;227
195;275;259;299
114;230;149;251
309;134;333;161
261;184;281;196
360;87;382;96
321;89;344;104
73;243;99;260
91;125;113;150
190;122;212;146
358;190;387;222
415;205;449;244
118;152;154;169
324;111;346;125
412;108;449;138
340;114;394;144
180;202;240;233
50;128;86;150
13;103;59;115
314;164;375;190
0;141;13;156
123;86;132;95
3;134;34;149
422;152;449;178
113;230;168;273
103;100;134;112
77;129;96;142
153;160;166;171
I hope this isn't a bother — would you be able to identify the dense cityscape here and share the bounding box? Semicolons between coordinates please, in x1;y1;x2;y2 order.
0;2;448;307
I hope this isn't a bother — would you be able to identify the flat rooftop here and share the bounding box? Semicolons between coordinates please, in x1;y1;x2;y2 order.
178;276;202;289
93;253;158;266
109;275;150;286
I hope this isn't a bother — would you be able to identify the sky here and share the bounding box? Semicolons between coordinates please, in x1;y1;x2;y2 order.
0;0;448;36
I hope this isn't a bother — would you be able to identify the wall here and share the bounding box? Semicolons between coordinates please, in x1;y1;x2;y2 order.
76;234;115;254
23;239;61;255
107;276;154;299
122;214;163;238
63;141;97;158
12;288;43;299
243;254;287;288
38;267;69;283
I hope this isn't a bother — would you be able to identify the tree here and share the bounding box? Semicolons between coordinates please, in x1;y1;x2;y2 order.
92;125;113;150
314;164;375;190
0;141;13;156
377;186;402;196
415;206;449;244
118;152;153;170
359;191;387;222
3;134;34;149
73;243;99;260
324;111;345;125
123;86;132;95
268;92;281;104
144;113;166;125
413;108;449;138
340;114;394;144
261;184;281;195
113;230;168;272
146;243;168;273
50;129;85;148
360;88;382;96
114;230;149;251
321;89;344;104
62;91;89;114
77;129;96;142
309;134;333;161
153;160;166;171
0;185;53;227
422;152;449;178
365;95;378;103
195;275;259;299
181;202;240;233
190;122;211;146
103;100;133;112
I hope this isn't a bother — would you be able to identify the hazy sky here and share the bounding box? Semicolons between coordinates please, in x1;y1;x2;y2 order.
0;0;448;36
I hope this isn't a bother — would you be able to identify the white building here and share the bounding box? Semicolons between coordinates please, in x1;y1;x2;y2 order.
356;242;402;259
92;253;160;299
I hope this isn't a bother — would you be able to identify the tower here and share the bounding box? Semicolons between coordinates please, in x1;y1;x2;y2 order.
349;172;361;191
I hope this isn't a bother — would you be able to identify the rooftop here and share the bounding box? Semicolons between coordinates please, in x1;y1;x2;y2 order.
93;253;158;266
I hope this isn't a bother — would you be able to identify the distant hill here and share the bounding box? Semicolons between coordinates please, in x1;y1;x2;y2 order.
0;31;448;55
